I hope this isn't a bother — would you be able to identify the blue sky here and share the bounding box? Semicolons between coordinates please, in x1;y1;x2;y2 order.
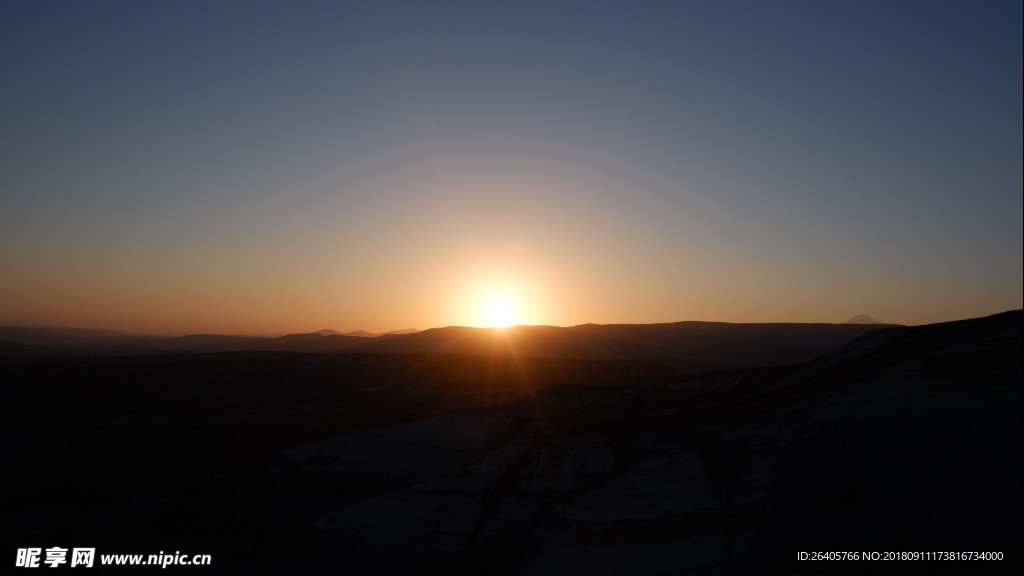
1;0;1021;333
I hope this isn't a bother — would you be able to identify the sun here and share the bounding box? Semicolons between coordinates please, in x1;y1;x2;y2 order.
481;295;519;328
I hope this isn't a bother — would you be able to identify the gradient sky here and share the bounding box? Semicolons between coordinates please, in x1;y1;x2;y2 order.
2;0;1021;335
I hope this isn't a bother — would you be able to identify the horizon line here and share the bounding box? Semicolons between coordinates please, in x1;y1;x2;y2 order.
5;309;1023;339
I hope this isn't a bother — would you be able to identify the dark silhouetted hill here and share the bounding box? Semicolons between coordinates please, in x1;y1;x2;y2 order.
352;321;903;372
0;320;897;373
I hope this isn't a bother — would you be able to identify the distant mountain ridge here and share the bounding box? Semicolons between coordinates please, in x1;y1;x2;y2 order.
339;330;377;338
317;328;420;337
0;317;918;373
845;313;883;324
356;320;907;372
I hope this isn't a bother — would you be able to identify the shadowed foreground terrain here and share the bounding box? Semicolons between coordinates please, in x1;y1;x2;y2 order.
1;312;1020;574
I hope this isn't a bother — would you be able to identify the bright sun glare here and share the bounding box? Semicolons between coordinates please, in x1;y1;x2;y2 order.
481;295;519;328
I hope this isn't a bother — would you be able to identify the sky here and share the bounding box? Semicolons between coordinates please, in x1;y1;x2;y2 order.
1;0;1021;335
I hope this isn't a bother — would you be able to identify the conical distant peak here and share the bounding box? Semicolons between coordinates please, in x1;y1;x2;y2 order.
845;314;882;324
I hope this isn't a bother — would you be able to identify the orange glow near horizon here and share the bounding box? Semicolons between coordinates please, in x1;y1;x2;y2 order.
436;262;550;329
480;295;519;328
